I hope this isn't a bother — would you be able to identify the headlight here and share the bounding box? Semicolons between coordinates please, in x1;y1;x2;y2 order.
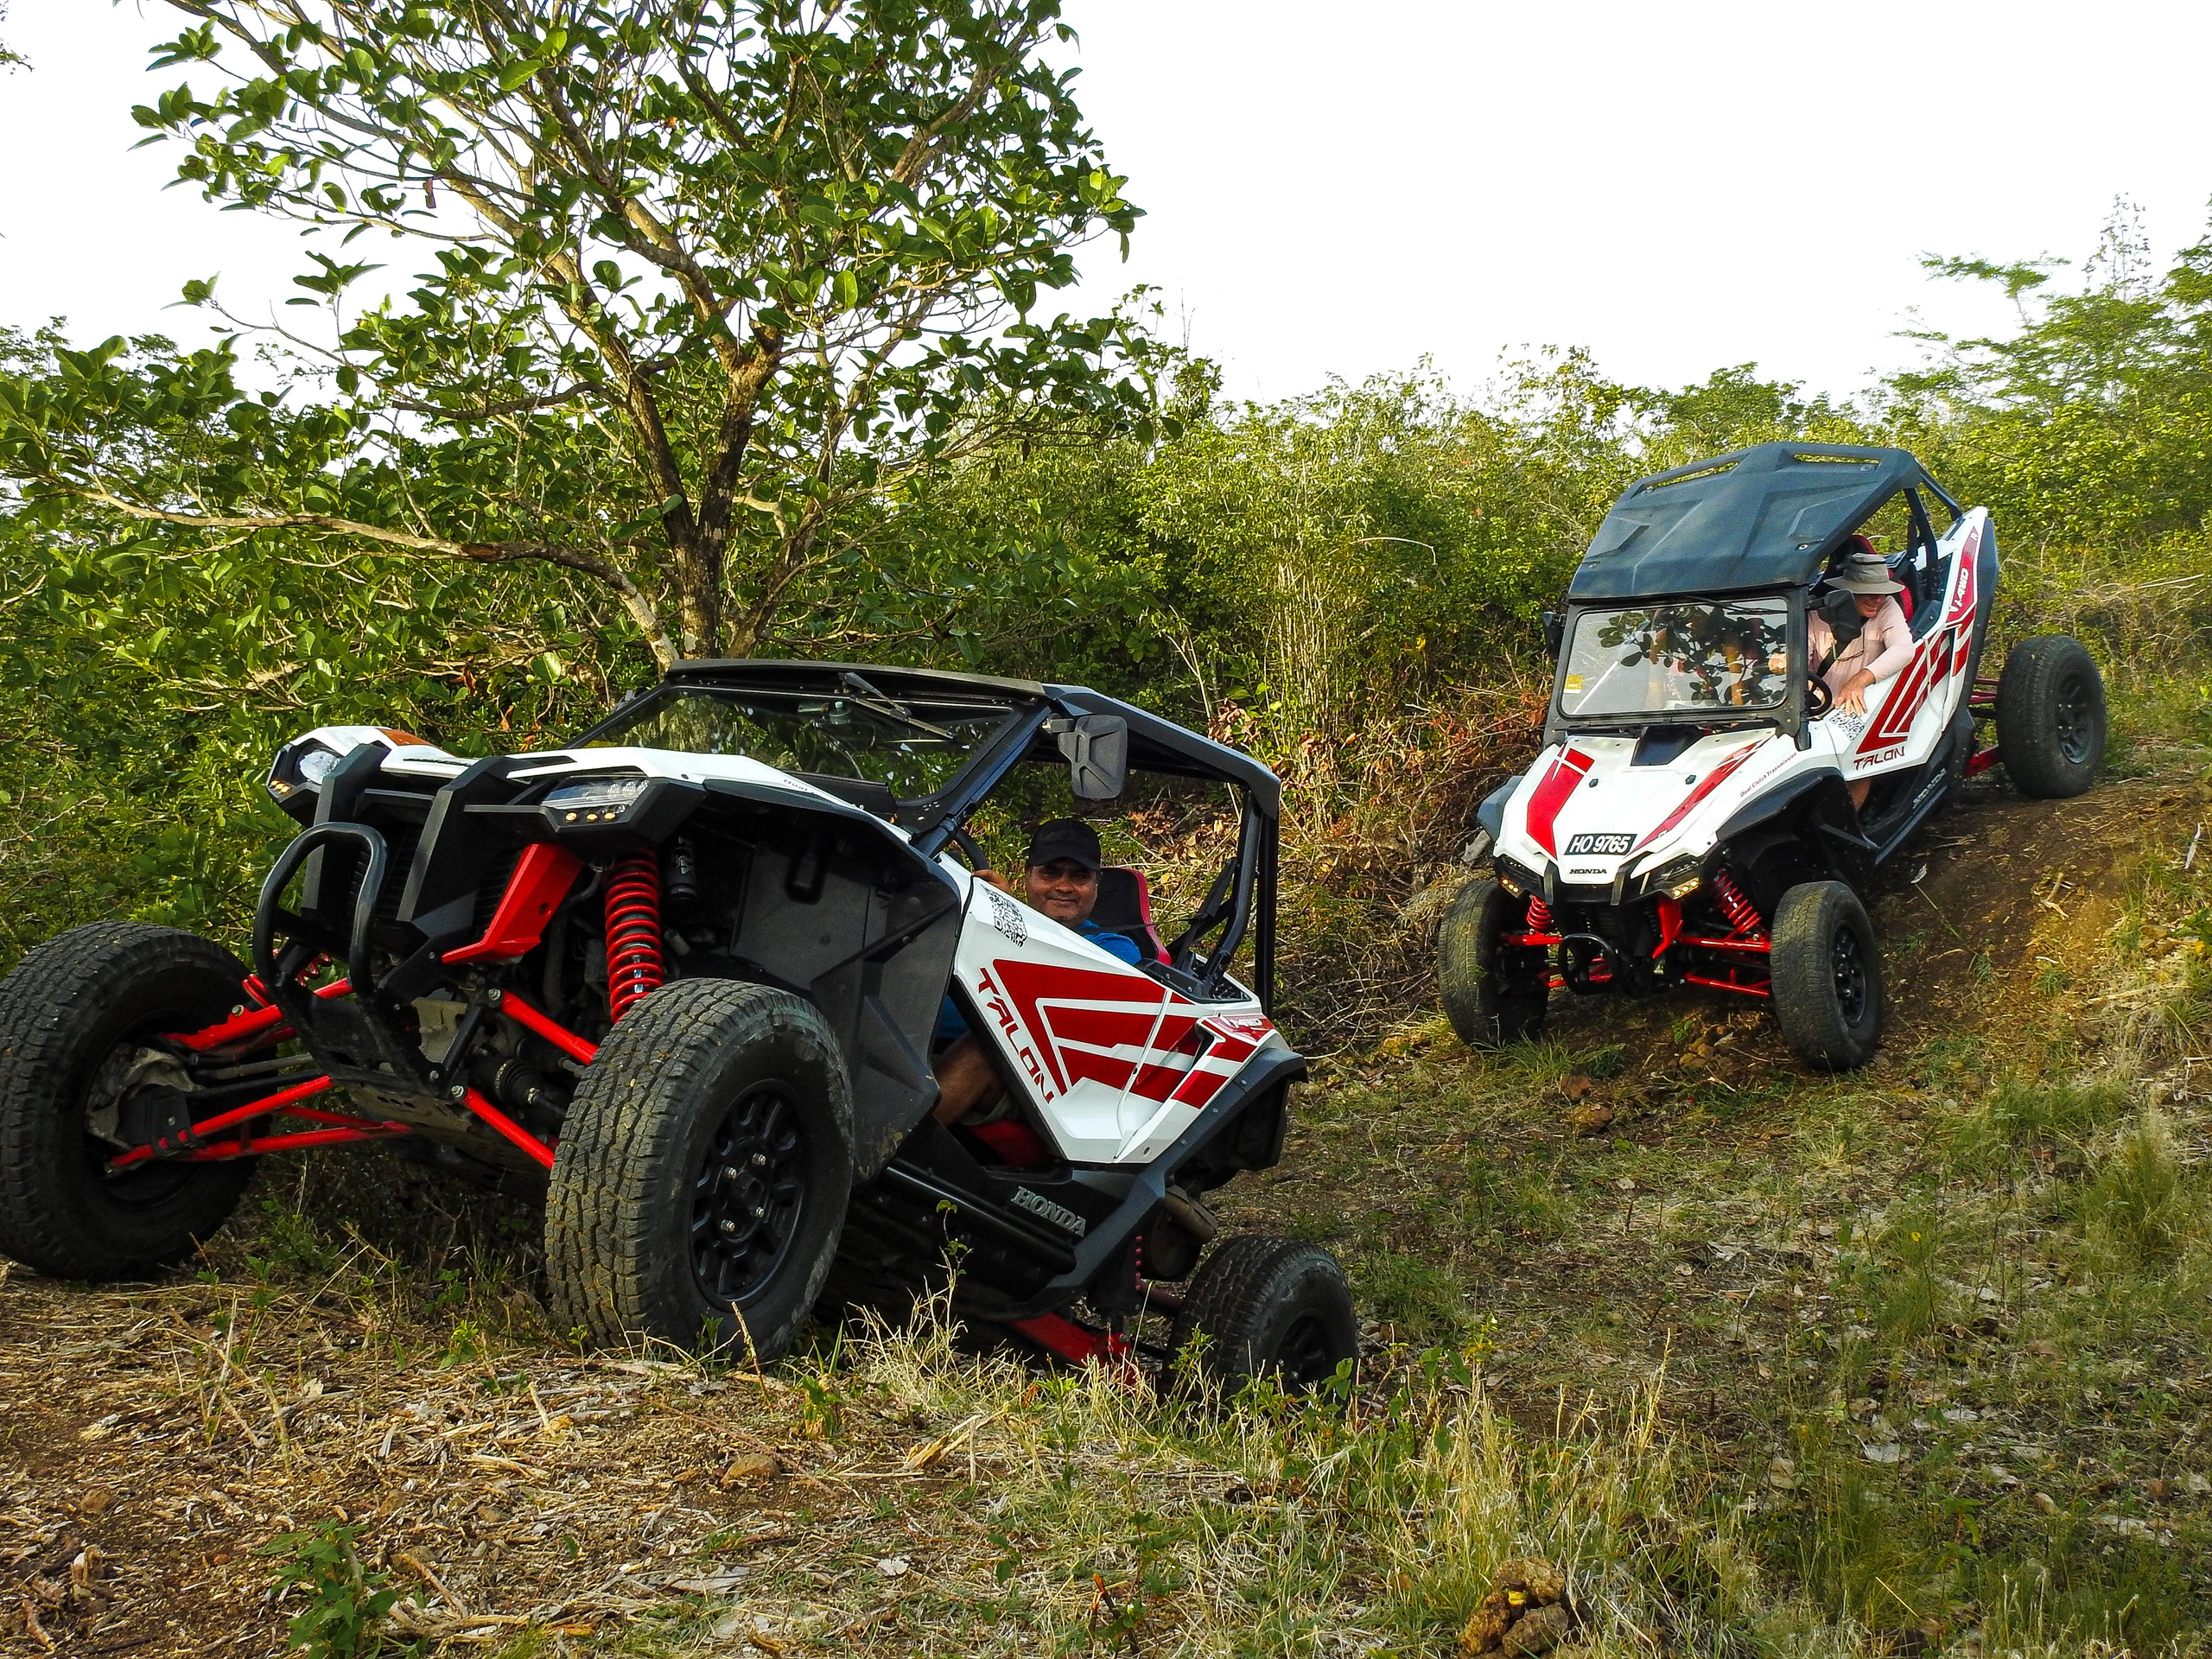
1647;854;1702;899
543;777;648;824
266;738;345;808
1495;854;1544;898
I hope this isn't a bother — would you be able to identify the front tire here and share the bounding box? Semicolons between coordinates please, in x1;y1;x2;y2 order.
0;924;258;1279
1996;635;2105;799
1170;1235;1359;1394
1768;881;1884;1071
1438;877;1548;1047
545;980;854;1359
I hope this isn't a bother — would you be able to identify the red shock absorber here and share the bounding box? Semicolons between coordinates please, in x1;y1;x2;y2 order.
604;849;666;1021
1711;870;1764;938
1525;894;1554;932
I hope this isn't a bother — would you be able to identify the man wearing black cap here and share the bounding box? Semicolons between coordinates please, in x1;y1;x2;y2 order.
930;817;1144;1125
1007;818;1146;955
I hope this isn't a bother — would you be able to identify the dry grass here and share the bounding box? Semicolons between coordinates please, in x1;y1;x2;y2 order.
3;1226;1794;1658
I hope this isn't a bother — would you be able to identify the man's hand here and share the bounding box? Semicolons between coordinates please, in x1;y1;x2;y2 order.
974;868;1012;893
1836;670;1877;714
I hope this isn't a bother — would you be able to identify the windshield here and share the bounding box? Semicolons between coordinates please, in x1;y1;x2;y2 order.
1559;597;1789;719
581;686;1022;799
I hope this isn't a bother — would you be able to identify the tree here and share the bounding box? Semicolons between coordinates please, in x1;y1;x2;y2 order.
3;0;1151;669
1894;202;2212;548
0;1;27;72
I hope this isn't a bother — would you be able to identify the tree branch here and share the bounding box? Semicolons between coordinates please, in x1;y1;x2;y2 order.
64;484;677;668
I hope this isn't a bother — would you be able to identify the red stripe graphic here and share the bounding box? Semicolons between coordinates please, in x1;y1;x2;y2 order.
1633;741;1762;852
1942;524;1981;626
1523;748;1592;856
1859;641;1938;751
990;960;1174;1094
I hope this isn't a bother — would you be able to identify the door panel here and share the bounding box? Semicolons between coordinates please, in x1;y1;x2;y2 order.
1827;509;1987;782
948;879;1276;1165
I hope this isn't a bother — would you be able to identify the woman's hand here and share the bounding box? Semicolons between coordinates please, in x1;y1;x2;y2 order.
1836;670;1877;714
1767;651;1789;673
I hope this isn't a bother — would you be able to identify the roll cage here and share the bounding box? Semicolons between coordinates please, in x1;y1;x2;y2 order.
627;661;1283;1011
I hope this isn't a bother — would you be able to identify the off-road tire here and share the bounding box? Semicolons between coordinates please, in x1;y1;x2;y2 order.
1939;707;1977;804
545;980;853;1359
1170;1235;1358;1394
1996;635;2105;799
1768;881;1884;1071
1438;877;1548;1047
0;924;258;1279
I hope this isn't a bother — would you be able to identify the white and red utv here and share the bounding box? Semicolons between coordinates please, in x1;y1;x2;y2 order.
0;664;1354;1387
1440;442;2106;1069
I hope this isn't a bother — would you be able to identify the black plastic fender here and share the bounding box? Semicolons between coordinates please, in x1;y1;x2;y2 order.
1713;768;1872;896
1475;774;1521;842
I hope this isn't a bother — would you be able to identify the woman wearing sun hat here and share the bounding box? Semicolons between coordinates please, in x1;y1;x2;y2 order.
1812;549;1914;711
1809;543;1916;807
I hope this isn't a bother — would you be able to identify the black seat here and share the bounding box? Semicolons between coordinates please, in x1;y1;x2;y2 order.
1092;866;1167;963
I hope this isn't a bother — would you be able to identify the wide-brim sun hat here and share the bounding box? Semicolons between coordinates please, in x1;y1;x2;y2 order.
1831;556;1904;595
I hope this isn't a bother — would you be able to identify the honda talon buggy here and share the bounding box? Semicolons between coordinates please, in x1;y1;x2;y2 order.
1439;442;2107;1070
0;663;1355;1387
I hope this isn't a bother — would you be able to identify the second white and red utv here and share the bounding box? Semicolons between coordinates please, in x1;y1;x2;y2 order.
1441;442;2105;1069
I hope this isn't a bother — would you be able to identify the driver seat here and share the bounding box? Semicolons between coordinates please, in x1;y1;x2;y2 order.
1094;866;1169;963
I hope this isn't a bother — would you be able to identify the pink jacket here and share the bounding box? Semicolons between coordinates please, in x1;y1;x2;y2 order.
1808;597;1913;696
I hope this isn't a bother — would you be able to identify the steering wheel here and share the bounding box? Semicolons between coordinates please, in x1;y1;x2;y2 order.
1806;674;1834;718
944;824;989;872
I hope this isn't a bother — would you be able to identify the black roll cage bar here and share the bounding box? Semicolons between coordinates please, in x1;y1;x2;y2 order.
581;661;1282;1014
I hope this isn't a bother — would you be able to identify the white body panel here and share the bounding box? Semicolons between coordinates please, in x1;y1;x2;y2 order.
948;879;1277;1165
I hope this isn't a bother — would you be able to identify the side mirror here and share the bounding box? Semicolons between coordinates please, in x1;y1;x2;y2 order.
1050;715;1128;801
1541;611;1566;659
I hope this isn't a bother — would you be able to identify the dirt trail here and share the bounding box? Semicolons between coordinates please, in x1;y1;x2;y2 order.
1492;768;2188;1079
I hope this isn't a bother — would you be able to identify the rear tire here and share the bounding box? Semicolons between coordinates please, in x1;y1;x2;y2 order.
545;980;853;1359
0;924;258;1279
1768;881;1884;1071
1996;635;2105;799
1438;877;1548;1047
1169;1235;1358;1394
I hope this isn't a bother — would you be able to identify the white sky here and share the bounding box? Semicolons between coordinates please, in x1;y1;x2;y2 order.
5;0;2210;407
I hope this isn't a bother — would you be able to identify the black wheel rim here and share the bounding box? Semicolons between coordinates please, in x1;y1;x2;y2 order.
1830;924;1870;1028
1274;1313;1340;1389
2054;671;2096;765
690;1084;808;1308
84;1027;224;1206
1498;945;1550;999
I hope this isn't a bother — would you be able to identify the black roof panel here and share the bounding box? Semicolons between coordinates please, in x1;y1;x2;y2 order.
659;658;1281;815
1569;442;1941;601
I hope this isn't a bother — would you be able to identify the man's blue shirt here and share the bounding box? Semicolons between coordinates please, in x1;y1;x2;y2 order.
1080;918;1147;967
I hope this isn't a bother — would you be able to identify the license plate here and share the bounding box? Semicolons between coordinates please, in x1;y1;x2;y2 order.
1565;832;1634;855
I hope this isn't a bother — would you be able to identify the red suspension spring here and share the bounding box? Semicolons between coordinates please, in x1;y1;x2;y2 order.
1525;894;1554;931
1711;870;1764;938
604;849;666;1021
